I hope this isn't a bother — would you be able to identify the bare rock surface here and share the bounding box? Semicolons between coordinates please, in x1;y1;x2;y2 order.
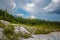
0;28;3;39
23;32;60;40
0;20;10;25
14;25;30;34
0;20;60;40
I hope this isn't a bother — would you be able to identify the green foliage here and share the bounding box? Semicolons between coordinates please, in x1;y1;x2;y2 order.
34;29;51;35
3;25;14;35
21;33;31;38
0;9;17;23
0;9;60;39
0;9;60;26
0;21;5;28
3;25;15;40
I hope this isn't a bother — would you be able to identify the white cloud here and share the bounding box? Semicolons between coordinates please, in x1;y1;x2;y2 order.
24;3;35;13
53;0;59;3
30;15;36;19
11;2;16;9
0;0;16;13
15;14;24;17
0;0;60;19
22;0;52;15
43;0;60;12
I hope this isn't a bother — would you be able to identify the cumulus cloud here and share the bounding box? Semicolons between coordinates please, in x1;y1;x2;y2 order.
15;14;24;17
24;3;36;14
30;15;36;19
22;0;51;15
0;0;60;20
0;0;16;13
43;0;60;13
23;0;60;18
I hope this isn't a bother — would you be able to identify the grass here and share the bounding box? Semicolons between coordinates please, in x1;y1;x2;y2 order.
25;24;60;35
0;21;5;28
0;21;60;39
0;22;32;40
0;22;19;40
21;32;31;38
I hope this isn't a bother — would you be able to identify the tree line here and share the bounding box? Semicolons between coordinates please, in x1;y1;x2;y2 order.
0;9;60;26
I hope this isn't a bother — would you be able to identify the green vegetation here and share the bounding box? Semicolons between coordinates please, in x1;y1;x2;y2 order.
0;9;60;39
0;21;5;28
0;9;17;23
3;25;14;40
21;32;31;38
0;22;15;40
0;22;31;40
25;24;60;35
0;9;60;26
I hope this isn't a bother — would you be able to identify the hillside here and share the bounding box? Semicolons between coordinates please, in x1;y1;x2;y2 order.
0;9;60;40
0;9;60;26
0;9;60;34
0;9;17;23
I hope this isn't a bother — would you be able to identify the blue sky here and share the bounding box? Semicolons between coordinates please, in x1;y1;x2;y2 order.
0;0;60;21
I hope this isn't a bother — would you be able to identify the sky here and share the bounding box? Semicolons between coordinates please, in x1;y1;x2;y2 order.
0;0;60;21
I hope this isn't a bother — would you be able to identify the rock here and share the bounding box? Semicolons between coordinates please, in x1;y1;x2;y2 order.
0;20;10;25
23;32;60;40
20;27;30;34
14;26;30;34
0;28;3;39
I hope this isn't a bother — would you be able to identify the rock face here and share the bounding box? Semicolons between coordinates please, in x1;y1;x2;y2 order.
0;20;60;40
23;32;60;40
0;20;10;25
14;26;30;34
0;28;3;39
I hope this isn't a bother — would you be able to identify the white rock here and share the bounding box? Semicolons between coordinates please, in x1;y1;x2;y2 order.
23;32;60;40
14;26;30;34
0;20;10;25
0;28;3;39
